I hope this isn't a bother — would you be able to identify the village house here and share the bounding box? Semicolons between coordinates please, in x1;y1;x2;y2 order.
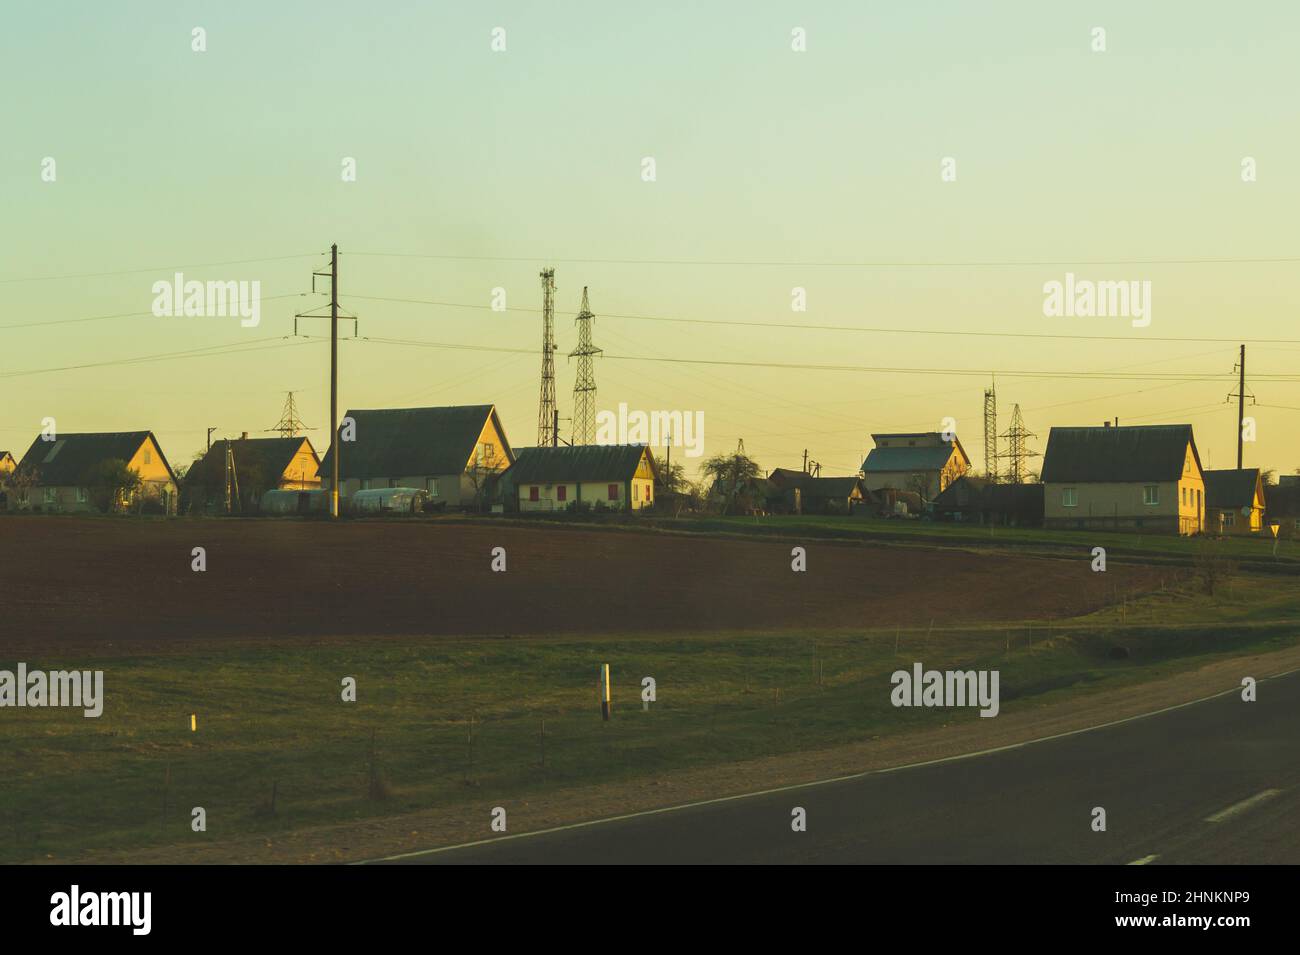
507;444;657;512
861;432;970;499
317;404;514;509
9;431;178;514
185;434;321;513
1264;482;1300;539
930;475;1044;527
0;451;15;510
1203;468;1266;536
767;468;872;515
1041;423;1205;534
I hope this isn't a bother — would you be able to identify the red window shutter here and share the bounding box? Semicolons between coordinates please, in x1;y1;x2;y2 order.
529;487;539;501
608;483;618;500
557;485;567;501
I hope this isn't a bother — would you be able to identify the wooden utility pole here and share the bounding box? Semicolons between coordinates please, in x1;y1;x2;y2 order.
330;243;340;518
296;246;354;519
1237;344;1245;469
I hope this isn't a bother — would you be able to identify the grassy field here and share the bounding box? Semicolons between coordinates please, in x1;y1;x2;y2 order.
2;573;1296;863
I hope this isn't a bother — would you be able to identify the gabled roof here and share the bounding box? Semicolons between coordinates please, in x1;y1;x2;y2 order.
1264;483;1300;517
768;467;810;488
187;436;318;487
1203;468;1261;509
802;476;866;500
932;475;993;507
509;445;654;484
1040;425;1198;483
932;476;1044;511
862;444;960;473
12;431;175;486
317;405;511;480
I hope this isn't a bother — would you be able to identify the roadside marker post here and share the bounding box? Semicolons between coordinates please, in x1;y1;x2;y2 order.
599;663;611;721
190;714;196;732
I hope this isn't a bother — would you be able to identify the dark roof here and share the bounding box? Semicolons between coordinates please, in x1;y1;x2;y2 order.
802;476;865;500
863;445;958;473
1040;425;1198;483
1203;469;1260;509
933;476;1043;512
768;467;810;488
13;431;175;486
187;437;318;487
933;475;992;507
1264;483;1300;517
508;445;653;484
317;405;511;480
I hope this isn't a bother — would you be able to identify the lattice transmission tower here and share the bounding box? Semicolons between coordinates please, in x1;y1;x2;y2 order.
568;286;602;445
270;391;308;437
1001;404;1039;484
536;269;558;447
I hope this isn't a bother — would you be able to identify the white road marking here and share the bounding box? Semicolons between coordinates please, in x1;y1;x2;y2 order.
1127;854;1159;866
1204;788;1282;824
360;666;1300;864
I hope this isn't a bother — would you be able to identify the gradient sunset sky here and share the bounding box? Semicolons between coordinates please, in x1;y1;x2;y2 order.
3;1;1298;477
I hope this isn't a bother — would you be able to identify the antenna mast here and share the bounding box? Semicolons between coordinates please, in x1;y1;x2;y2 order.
537;268;557;446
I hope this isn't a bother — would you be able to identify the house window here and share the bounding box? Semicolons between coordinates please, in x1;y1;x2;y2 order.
607;483;619;501
1223;512;1235;527
557;485;567;502
76;487;87;503
1062;488;1077;507
1181;488;1187;506
1143;485;1158;506
427;478;439;497
529;487;539;502
44;488;56;506
143;448;152;465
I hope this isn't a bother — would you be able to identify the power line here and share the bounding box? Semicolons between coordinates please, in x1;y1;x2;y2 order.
321;334;1296;381
0;336;313;379
345;251;1300;268
341;293;1300;346
0;293;311;331
0;254;323;285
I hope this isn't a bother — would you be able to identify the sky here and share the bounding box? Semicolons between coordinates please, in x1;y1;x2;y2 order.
3;1;1299;479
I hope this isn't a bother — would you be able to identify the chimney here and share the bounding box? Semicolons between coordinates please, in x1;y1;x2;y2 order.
1103;421;1111;428
240;432;248;440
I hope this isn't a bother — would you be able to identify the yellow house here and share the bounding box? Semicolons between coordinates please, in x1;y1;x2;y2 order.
1203;468;1266;536
11;431;178;514
509;445;657;512
861;432;970;498
185;434;321;512
1041;424;1205;535
0;451;14;476
317;404;514;509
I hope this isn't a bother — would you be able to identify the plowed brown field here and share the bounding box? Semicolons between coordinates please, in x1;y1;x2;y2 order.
0;516;1164;653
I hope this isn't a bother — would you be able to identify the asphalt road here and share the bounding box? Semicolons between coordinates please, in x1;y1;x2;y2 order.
380;668;1300;865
